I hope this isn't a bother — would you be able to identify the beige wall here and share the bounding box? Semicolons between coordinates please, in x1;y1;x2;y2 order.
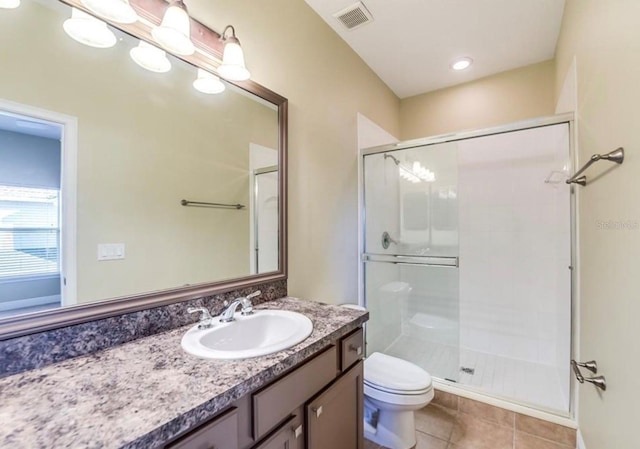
0;1;277;303
556;1;640;448
400;60;556;140
190;0;401;304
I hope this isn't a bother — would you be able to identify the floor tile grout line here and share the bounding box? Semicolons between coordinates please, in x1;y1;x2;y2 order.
415;429;449;445
514;429;576;448
446;408;457;443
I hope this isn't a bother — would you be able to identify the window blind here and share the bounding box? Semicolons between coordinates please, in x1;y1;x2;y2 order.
0;185;60;279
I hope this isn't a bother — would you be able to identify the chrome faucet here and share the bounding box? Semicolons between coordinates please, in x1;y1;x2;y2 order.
219;290;261;323
187;306;214;329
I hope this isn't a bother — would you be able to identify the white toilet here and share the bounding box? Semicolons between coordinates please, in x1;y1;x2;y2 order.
364;352;434;449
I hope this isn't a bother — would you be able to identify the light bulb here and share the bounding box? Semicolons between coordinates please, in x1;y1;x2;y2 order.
130;41;171;73
0;0;20;9
218;27;250;81
81;0;138;24
193;69;225;94
152;0;194;56
63;8;117;49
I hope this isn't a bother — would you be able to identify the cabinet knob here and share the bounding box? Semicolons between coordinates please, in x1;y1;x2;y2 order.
312;406;323;418
349;344;362;356
292;424;303;438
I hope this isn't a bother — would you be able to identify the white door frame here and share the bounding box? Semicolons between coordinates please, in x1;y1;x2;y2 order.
0;99;78;306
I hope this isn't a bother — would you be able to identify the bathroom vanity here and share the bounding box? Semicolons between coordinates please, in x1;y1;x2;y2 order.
0;298;367;449
170;328;365;449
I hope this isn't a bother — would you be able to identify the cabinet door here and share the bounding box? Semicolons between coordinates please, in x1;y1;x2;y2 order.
306;361;364;449
166;407;238;449
254;416;299;449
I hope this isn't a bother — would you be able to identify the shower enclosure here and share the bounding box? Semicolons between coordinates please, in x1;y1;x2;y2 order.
361;116;573;415
252;166;279;274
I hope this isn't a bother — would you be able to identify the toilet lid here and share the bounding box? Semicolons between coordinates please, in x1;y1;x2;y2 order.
364;352;432;393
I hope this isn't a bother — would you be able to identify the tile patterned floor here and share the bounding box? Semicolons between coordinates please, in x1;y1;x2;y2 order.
364;391;576;449
385;335;569;412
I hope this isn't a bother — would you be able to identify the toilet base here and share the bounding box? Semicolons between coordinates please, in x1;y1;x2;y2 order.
364;406;418;449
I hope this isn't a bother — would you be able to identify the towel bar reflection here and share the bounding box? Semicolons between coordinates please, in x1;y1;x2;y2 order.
181;199;245;210
566;147;624;186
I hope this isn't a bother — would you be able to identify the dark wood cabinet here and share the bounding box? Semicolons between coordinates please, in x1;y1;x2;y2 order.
167;408;239;449
166;327;364;449
306;361;364;449
253;416;299;449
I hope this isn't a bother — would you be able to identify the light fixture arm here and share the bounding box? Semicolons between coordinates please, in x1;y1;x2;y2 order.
169;0;188;12
220;25;240;44
217;23;250;81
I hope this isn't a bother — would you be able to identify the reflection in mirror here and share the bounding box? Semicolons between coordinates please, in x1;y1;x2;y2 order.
0;0;280;320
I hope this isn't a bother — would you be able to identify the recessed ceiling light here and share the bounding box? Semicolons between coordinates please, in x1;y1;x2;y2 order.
0;0;20;9
451;57;473;71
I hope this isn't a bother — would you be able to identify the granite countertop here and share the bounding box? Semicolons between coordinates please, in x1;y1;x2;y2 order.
0;297;368;449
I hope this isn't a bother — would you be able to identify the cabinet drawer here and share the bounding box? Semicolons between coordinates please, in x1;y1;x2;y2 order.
167;407;238;449
253;413;302;449
340;328;364;371
253;345;337;439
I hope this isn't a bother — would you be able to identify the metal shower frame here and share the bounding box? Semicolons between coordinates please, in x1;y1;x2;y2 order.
358;112;578;422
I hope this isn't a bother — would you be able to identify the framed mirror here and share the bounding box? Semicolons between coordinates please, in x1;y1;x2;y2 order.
0;0;287;339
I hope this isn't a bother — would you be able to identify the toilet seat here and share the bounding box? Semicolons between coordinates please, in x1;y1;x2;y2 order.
364;380;432;396
364;352;432;393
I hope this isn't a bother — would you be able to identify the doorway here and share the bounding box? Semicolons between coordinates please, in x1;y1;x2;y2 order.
0;100;77;317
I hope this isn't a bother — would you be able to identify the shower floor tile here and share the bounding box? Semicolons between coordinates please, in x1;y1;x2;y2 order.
384;335;568;412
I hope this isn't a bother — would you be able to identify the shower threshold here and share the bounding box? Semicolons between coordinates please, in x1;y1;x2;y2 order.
384;334;569;413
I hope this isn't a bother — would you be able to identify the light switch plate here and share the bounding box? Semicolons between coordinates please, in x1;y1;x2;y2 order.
97;243;125;261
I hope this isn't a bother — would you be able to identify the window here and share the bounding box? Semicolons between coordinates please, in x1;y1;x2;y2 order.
0;185;60;279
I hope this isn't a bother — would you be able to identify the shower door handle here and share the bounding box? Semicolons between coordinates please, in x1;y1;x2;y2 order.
363;253;458;268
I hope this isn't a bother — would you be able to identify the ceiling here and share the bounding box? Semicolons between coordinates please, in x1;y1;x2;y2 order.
304;0;565;98
0;113;61;140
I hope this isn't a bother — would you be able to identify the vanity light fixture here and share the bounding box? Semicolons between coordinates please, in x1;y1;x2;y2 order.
152;0;195;56
0;0;20;9
63;8;117;49
451;57;473;71
130;41;172;73
80;0;138;24
218;25;250;81
193;68;226;94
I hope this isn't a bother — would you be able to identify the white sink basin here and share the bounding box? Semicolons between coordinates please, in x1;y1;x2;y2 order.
181;309;313;360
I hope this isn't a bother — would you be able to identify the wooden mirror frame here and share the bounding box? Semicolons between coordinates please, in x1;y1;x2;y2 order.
0;0;288;340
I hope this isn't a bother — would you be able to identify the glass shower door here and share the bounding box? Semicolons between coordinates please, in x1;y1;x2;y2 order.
253;168;278;274
363;142;460;382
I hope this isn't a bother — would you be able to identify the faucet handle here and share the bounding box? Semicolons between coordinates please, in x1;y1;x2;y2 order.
187;307;213;329
239;291;260;316
246;290;261;300
240;299;253;316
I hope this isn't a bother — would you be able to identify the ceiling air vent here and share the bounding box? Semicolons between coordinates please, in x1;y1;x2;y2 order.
333;2;374;31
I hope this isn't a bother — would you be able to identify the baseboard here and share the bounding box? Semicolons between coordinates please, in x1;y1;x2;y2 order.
577;429;586;449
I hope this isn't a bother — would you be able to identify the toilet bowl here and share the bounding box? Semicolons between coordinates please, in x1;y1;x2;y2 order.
364;352;434;449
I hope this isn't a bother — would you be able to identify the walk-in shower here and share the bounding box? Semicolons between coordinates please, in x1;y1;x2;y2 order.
360;116;574;415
